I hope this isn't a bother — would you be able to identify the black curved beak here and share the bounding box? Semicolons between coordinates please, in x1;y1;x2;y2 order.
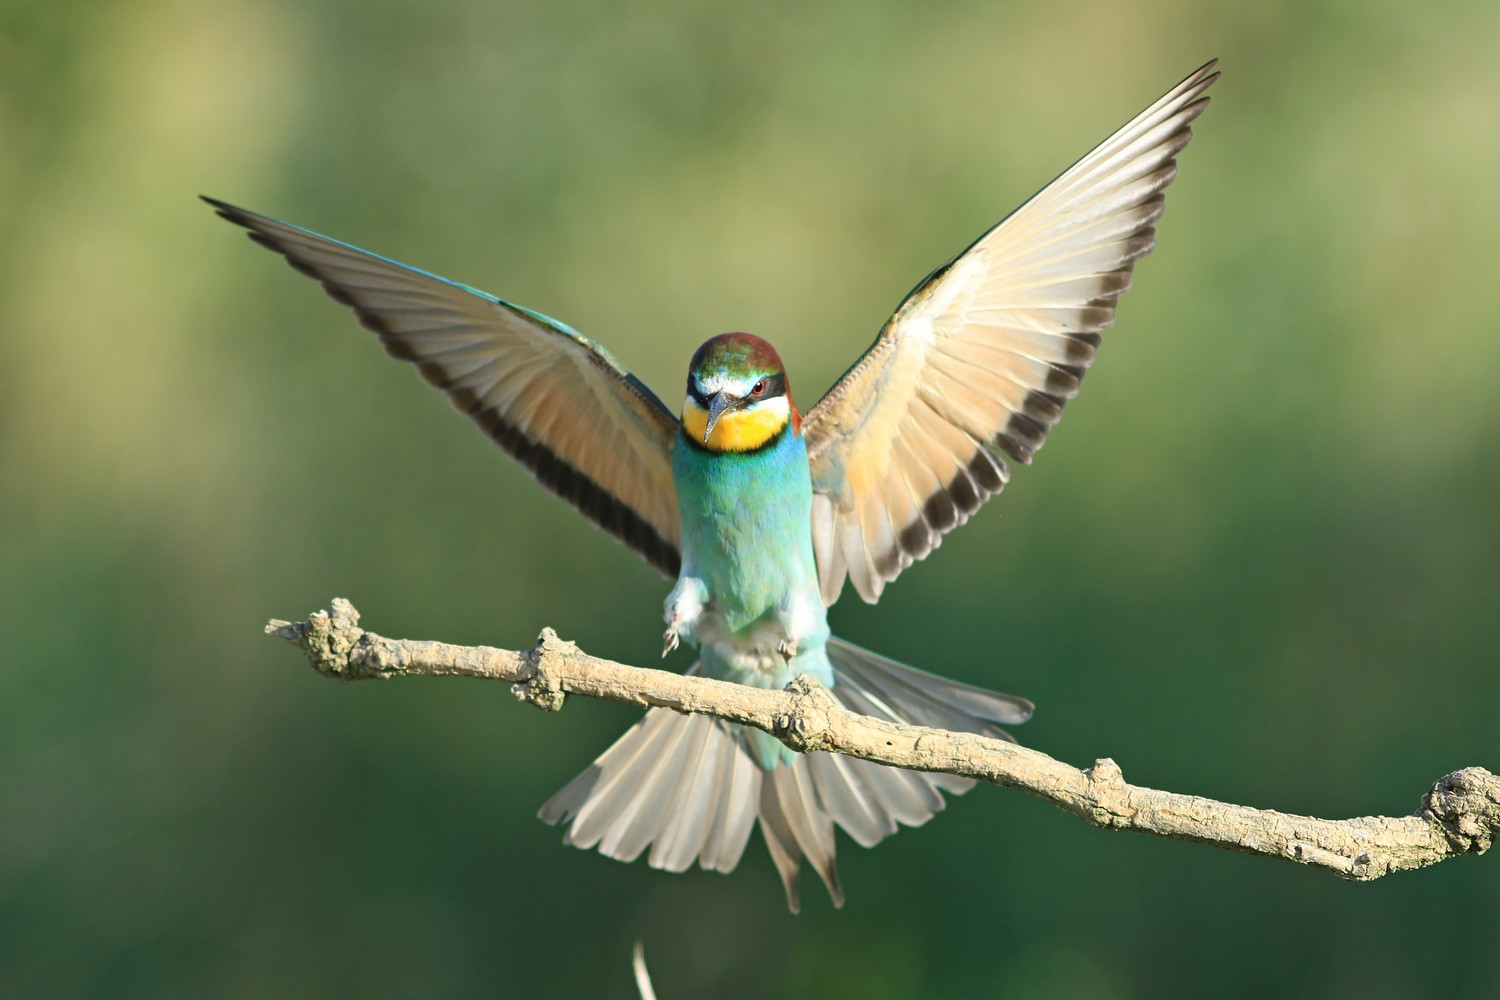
703;391;733;443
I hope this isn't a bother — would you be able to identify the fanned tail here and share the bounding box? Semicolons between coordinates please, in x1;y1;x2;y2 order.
825;635;1033;736
815;637;1030;832
539;641;1031;911
538;706;761;875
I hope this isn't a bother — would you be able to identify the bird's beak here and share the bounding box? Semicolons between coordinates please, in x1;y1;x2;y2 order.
703;391;733;443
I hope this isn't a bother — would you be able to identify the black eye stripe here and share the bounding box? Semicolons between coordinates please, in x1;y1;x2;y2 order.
687;371;784;404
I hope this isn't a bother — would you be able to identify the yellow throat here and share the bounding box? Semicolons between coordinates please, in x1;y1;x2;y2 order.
682;398;788;452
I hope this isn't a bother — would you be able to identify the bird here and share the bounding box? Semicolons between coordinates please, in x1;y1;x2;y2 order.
206;59;1217;911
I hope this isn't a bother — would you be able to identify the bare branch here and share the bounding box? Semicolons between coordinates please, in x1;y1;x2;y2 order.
267;598;1498;880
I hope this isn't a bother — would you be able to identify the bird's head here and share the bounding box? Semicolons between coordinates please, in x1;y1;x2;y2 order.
681;333;800;452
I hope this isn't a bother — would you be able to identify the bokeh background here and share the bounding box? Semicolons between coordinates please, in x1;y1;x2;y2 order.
4;1;1498;996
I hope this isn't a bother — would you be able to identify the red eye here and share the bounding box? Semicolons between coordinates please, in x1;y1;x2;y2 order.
752;379;766;396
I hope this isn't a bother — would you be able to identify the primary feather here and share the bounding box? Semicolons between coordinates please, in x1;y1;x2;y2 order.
803;60;1218;603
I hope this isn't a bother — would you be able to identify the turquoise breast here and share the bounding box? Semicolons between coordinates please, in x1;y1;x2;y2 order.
672;421;832;767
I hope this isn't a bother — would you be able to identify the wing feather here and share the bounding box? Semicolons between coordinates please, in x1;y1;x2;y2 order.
803;62;1217;602
206;198;682;576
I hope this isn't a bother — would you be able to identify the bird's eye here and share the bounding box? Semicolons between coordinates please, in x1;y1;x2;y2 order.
751;379;766;396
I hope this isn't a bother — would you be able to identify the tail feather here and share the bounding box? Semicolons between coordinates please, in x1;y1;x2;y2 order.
840;673;999;739
537;761;599;829
827;635;1033;730
559;708;680;851
756;777;805;913
825;675;973;805
600;709;702;862
812;749;943;833
649;713;722;872
805;751;895;847
539;641;1029;911
767;762;843;909
537;710;659;837
698;736;760;873
540;707;766;874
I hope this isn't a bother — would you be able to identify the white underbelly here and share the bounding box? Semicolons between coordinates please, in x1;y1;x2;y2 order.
692;608;795;674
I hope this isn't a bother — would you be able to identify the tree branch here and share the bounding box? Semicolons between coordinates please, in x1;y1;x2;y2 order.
266;598;1498;880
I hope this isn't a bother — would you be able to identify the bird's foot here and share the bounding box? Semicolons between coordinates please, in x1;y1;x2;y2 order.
662;622;681;658
776;637;798;662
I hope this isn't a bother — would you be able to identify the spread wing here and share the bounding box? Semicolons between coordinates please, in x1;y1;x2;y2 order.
802;61;1218;603
206;198;682;577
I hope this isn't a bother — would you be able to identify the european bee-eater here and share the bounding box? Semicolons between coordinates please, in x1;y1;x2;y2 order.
208;60;1216;911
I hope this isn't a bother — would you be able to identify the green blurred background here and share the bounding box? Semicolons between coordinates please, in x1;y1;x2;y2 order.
3;0;1498;996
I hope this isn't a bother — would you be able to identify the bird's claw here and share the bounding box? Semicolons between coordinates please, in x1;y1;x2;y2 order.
662;624;680;658
777;638;798;662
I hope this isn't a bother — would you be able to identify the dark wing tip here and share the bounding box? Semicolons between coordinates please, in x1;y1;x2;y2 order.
204;198;293;253
201;195;253;227
1185;58;1220;85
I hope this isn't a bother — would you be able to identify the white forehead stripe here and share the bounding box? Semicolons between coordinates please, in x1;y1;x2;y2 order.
693;372;760;397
